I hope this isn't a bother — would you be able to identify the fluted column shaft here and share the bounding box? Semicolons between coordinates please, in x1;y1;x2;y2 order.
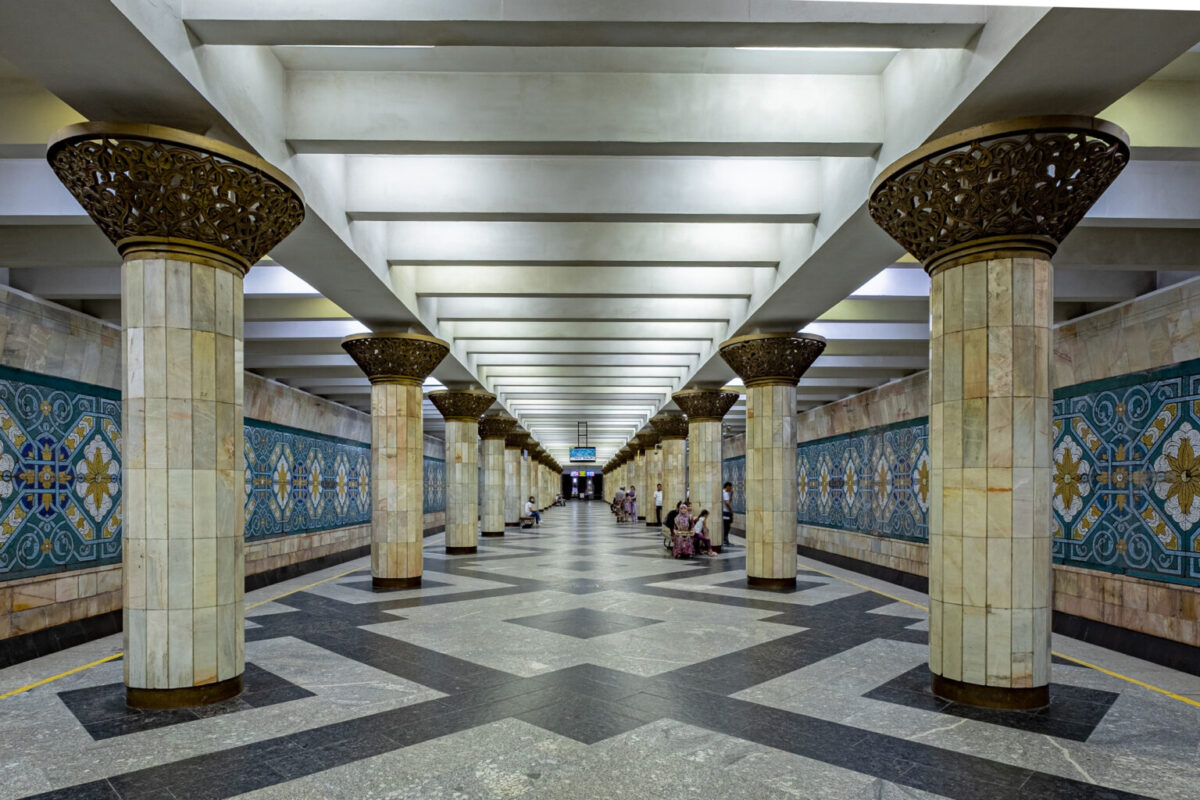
481;437;505;536
744;383;797;581
504;443;522;526
445;419;481;552
369;382;425;585
660;440;686;515
646;446;663;527
122;256;246;702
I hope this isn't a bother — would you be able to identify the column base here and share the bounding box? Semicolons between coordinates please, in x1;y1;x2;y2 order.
746;575;796;591
505;521;521;527
637;515;646;521
373;575;422;591
126;674;243;710
711;545;722;554
931;673;1049;710
481;530;504;537
446;545;478;555
646;521;659;528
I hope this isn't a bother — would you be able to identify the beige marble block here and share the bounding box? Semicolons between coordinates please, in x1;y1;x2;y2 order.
661;438;686;513
687;420;724;547
744;383;798;582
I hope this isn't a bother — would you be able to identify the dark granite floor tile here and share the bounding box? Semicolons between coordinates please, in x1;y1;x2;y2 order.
863;665;1118;742
504;607;663;639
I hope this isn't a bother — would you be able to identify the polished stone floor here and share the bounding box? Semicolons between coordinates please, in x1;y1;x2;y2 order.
2;502;1199;799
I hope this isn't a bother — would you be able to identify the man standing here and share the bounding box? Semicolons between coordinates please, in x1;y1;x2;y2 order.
654;483;664;526
722;481;734;547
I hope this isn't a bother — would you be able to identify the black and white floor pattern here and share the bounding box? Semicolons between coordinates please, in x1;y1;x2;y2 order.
1;502;1198;799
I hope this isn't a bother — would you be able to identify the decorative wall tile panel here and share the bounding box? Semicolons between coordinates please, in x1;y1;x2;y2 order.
1052;357;1200;585
721;455;745;514
424;457;446;514
243;420;371;541
794;419;930;543
0;366;121;580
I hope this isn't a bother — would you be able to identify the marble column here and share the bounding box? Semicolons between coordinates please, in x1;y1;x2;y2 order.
479;416;516;537
630;439;646;519
343;334;449;592
504;432;525;527
674;390;740;552
521;438;535;512
650;414;689;518
641;432;662;527
720;333;826;589
868;116;1129;709
47;122;305;708
429;390;497;554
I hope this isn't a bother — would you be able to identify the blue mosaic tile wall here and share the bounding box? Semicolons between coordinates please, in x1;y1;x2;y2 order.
1052;357;1200;586
721;455;746;514
424;457;446;514
794;418;931;543
0;364;455;582
0;366;122;581
720;357;1200;586
243;420;371;541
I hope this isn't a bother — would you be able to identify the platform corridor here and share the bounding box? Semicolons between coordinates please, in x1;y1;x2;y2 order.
0;501;1197;799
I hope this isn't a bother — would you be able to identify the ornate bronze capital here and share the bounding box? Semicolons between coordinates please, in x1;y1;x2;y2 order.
718;332;826;388
673;389;740;423
639;431;660;449
478;415;517;440
649;412;689;440
868;116;1129;275
428;390;497;422
504;432;527;449
46;122;305;275
341;332;449;386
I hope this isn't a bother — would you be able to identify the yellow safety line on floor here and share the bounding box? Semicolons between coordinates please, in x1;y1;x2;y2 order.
0;565;363;701
801;561;1200;709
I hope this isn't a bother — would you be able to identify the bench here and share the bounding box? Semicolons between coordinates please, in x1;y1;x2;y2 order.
520;515;536;529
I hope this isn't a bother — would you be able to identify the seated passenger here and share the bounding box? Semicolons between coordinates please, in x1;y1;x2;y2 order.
662;501;683;549
524;496;541;526
693;510;714;555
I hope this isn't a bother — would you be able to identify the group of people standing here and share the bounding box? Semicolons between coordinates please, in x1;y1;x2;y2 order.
611;484;638;522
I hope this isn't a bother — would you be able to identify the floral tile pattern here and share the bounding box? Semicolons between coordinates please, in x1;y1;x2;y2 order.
243;420;371;541
794;419;930;543
425;456;446;514
721;455;745;514
1052;357;1200;585
0;366;454;583
0;366;122;580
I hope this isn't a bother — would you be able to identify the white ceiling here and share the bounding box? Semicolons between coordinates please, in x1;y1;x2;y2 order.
0;1;1198;461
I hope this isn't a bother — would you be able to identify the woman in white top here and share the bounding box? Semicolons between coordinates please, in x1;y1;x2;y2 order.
693;510;713;555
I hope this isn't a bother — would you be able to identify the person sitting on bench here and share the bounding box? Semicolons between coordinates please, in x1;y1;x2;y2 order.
523;496;540;527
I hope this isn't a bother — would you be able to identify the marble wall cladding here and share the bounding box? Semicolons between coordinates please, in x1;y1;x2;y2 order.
795;419;930;543
244;373;370;443
797;372;929;442
0;285;122;390
1054;276;1200;388
243;420;371;540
